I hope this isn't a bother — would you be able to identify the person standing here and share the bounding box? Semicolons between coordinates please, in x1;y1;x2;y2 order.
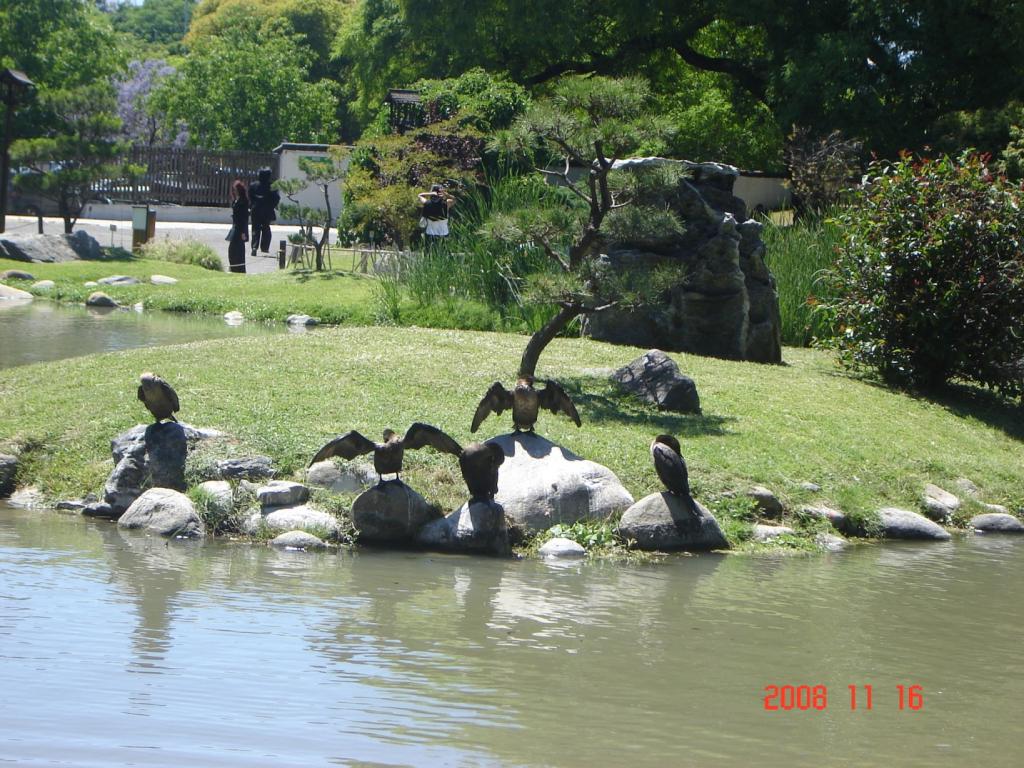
249;167;281;257
417;183;453;242
228;179;250;274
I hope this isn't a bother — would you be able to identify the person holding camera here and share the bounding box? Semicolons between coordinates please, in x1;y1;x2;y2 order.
418;183;453;240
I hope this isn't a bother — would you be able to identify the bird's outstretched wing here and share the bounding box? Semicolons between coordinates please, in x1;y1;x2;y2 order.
538;380;581;427
309;431;376;466
471;382;514;433
403;422;462;456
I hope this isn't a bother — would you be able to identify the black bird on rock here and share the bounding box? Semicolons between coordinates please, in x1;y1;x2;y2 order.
471;375;581;433
309;423;462;483
138;372;180;424
651;434;690;498
459;442;506;503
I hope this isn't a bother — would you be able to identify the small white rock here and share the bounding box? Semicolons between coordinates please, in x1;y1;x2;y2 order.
150;274;178;285
223;310;244;324
752;524;795;542
31;280;56;290
539;537;586;558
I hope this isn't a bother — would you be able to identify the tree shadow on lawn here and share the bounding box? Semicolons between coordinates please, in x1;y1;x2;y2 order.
929;382;1024;443
559;377;735;438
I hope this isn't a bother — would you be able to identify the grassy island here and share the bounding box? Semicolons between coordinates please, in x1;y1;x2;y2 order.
2;320;1021;552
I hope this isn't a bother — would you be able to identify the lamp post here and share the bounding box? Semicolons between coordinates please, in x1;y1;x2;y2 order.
1;68;35;234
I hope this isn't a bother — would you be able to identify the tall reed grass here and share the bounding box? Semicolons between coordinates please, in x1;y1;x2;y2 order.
761;211;844;347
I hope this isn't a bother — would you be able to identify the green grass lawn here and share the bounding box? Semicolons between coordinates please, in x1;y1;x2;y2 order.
2;327;1021;545
0;255;504;330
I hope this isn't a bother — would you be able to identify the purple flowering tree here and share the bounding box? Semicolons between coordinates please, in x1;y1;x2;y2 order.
115;59;188;146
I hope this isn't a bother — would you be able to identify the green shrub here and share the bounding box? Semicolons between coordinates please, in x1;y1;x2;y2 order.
822;152;1024;396
141;239;222;271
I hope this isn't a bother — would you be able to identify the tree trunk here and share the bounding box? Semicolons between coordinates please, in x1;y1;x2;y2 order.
518;305;579;378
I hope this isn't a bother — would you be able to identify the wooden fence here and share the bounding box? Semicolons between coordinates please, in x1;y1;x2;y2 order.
95;146;278;207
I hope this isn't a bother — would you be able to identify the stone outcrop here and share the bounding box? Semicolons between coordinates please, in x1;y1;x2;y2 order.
921;483;959;523
118;488;204;538
306;460;374;493
86;291;118;308
617;492;729;551
488;432;634;533
0;231;102;262
584;159;781;363
100;423;220;516
97;275;140;286
271;530;328;550
256;480;309;509
841;507;951;541
416;500;511;556
0;269;34;280
538;537;586;558
748;485;783;518
216;456;275;481
351;481;440;543
611;349;700;413
752;524;795;542
246;504;342;539
970;513;1024;533
0;283;33;300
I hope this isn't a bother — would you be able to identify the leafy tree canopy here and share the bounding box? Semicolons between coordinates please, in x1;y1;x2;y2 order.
109;0;197;50
152;15;340;150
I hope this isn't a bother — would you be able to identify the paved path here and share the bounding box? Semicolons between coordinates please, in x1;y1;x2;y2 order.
3;215;310;275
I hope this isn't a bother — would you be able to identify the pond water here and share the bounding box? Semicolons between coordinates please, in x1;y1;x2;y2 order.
0;301;287;369
2;501;1022;767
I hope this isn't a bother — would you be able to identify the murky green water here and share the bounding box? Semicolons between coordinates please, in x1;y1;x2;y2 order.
2;502;1022;767
0;301;286;369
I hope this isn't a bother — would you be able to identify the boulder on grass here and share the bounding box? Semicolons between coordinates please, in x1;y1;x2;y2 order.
617;492;729;551
843;507;951;541
970;513;1024;533
921;483;959;522
86;291;118;308
352;481;439;543
306;460;374;493
611;349;700;413
118;488;204;538
489;432;634;533
217;456;275;481
416;500;511;556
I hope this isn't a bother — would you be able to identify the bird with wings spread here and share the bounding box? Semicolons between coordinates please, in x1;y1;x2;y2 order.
471;375;580;434
137;372;180;424
309;423;462;484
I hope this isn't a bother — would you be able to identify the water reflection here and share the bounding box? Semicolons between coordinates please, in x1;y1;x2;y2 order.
0;301;286;368
1;503;1023;767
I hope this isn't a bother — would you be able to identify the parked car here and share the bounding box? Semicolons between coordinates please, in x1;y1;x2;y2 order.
6;176;60;217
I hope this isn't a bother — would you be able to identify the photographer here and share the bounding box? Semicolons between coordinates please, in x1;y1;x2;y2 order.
417;183;454;241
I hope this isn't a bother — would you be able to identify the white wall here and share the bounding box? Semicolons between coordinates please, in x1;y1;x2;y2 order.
734;175;791;214
275;148;347;223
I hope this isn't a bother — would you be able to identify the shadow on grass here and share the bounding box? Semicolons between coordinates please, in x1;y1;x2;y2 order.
88;246;137;262
929;383;1024;442
559;378;736;438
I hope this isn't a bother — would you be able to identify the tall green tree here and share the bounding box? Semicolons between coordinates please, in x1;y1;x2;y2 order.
152;14;339;150
486;76;679;377
11;84;137;233
110;0;197;49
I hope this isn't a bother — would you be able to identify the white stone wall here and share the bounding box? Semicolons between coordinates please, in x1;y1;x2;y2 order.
275;148;348;222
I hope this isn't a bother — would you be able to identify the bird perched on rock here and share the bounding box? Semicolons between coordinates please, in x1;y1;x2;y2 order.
651;434;690;498
459;442;506;503
309;423;461;483
138;372;180;423
471;375;580;433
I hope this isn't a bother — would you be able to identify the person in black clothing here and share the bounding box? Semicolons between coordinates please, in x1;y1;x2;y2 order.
228;179;250;274
417;183;453;241
249;167;280;256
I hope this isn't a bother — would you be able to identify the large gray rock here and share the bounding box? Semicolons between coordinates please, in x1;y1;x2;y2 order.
489;432;634;532
844;507;951;541
584;158;781;363
196;480;233;521
30;280;55;291
0;230;102;262
617;492;729;551
257;480;309;509
118;488;204;538
611;349;700;413
217;456;275;481
970;513;1024;533
0;453;17;497
0;269;34;280
801;504;847;528
104;422;220;514
0;283;33;300
416;500;511;556
245;504;342;539
306;460;374;493
351;481;439;543
921;483;959;522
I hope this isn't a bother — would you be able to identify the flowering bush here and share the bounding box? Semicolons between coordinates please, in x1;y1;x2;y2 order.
823;152;1024;396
